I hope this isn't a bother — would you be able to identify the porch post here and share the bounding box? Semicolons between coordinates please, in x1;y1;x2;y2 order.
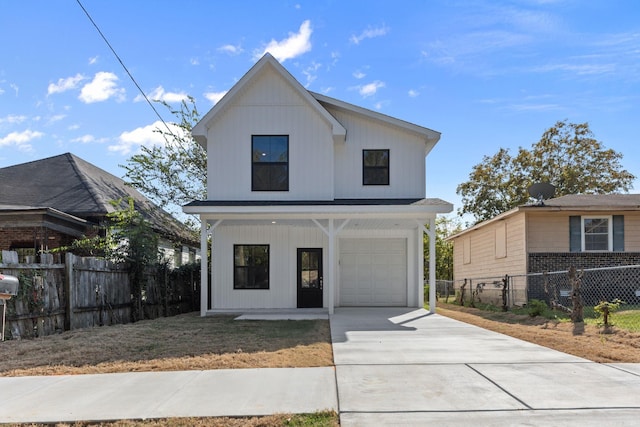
417;227;425;308
328;218;335;315
200;218;208;317
428;217;437;314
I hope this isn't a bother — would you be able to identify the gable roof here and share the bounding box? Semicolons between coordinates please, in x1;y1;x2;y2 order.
0;153;195;244
311;91;441;153
192;53;347;146
448;193;640;241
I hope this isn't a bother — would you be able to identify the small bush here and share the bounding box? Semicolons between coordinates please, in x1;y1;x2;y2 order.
527;299;548;317
594;298;624;327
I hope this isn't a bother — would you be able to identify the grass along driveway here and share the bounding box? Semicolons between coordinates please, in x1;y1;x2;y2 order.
0;312;333;377
437;303;640;363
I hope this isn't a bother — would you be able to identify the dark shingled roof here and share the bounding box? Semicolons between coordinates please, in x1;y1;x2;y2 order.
184;198;451;207
0;153;195;243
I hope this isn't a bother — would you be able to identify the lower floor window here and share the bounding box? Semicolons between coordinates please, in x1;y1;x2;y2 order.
234;245;269;289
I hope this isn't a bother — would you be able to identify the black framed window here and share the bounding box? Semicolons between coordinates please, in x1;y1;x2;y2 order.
252;135;289;191
234;245;269;289
363;149;389;185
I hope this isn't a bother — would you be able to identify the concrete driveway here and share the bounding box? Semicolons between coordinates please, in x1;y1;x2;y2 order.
330;307;640;427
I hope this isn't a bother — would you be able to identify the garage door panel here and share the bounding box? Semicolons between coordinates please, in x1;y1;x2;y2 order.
340;238;407;307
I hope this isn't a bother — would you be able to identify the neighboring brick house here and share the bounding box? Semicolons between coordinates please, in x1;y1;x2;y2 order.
447;194;640;305
0;153;198;265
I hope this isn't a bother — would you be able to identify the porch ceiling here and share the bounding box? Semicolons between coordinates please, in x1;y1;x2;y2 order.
206;217;427;231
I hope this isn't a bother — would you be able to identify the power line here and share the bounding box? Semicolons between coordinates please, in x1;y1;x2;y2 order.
75;0;178;139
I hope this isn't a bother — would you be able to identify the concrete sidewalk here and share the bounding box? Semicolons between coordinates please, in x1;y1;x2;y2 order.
2;308;639;425
0;367;337;424
331;308;640;427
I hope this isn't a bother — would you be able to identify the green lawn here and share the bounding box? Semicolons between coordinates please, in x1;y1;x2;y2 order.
442;298;640;332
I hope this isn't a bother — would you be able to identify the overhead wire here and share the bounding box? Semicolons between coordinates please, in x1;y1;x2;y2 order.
75;0;182;143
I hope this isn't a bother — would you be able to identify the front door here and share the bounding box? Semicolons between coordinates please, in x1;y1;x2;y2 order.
297;248;323;308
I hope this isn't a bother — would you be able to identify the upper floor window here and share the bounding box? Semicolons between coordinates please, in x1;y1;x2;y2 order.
252;135;289;191
363;149;389;186
234;245;269;289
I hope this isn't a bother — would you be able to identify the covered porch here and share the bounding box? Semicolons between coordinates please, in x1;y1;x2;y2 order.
183;199;452;315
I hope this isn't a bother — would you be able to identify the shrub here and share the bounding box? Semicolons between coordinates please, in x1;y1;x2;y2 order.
594;298;624;327
527;299;548;317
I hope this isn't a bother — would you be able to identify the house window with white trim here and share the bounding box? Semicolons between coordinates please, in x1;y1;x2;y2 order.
234;245;269;289
582;216;612;251
570;215;624;252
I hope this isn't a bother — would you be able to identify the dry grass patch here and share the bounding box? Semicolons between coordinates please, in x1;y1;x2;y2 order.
4;412;339;427
0;312;333;377
3;411;339;427
438;303;640;363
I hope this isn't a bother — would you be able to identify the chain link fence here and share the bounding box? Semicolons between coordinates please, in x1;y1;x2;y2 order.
438;264;640;331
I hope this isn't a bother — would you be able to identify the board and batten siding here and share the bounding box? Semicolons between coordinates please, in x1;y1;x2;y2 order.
205;66;335;200
452;212;527;281
324;106;427;199
211;225;326;309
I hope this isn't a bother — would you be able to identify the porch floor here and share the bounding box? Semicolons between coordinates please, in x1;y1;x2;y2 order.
205;308;329;320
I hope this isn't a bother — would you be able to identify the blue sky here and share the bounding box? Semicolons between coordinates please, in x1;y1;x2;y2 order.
1;0;639;219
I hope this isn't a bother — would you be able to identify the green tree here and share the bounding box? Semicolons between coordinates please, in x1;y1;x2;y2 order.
457;120;635;223
122;97;206;224
107;198;159;322
424;215;462;281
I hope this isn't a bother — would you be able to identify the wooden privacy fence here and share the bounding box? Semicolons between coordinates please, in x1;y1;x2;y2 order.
0;251;200;339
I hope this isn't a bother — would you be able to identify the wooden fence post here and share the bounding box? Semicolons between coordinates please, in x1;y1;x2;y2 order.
64;253;75;331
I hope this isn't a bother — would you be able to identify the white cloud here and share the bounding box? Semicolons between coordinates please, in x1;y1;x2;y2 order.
218;44;243;55
0;129;43;151
79;72;126;103
89;56;99;65
350;24;390;45
254;20;312;62
408;89;419;97
204;91;228;105
508;103;562;112
353;70;366;79
302;61;321;87
135;86;188;103
47;114;66;124
532;62;617;76
70;134;108;144
0;114;27;125
190;58;200;65
48;74;86;95
109;121;185;155
359;81;385;97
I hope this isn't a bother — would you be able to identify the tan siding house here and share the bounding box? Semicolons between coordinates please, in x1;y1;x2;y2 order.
448;194;640;306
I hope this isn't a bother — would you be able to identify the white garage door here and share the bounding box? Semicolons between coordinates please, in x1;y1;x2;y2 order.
340;238;407;306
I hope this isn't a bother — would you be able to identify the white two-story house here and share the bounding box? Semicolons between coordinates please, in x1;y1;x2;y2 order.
183;53;452;315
